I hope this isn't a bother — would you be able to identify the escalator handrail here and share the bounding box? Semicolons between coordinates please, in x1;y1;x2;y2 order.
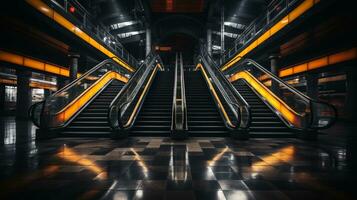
108;53;162;130
196;61;241;130
180;53;188;131
171;53;188;132
107;54;154;130
233;58;337;129
117;63;160;130
29;57;130;128
52;57;129;97
200;49;252;129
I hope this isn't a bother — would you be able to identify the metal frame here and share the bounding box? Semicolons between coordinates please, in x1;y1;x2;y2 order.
171;53;188;138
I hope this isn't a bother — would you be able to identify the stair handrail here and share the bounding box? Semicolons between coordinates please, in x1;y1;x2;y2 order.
200;46;252;130
197;57;240;130
29;57;132;130
228;58;337;130
171;53;188;136
108;53;164;133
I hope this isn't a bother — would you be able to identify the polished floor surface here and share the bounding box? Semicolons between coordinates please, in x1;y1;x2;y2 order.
0;117;355;200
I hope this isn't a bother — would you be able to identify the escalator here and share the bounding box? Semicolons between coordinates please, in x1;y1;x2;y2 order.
130;71;174;135
29;59;131;138
233;80;293;137
60;80;124;136
185;71;229;136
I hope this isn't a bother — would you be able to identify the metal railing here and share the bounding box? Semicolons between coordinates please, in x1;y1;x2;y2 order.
200;46;251;131
29;58;131;130
47;0;139;68
108;53;163;135
221;0;301;64
227;59;337;130
199;45;251;131
171;53;188;137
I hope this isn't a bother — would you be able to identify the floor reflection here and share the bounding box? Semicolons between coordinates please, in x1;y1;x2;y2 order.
0;117;355;199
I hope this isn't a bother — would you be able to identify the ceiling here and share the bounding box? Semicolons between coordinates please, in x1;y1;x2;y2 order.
83;0;272;61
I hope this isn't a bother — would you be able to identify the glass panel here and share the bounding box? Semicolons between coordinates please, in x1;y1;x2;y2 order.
227;59;337;130
30;59;131;129
108;53;162;132
200;48;250;130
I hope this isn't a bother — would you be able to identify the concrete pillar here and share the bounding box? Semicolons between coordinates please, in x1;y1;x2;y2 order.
68;53;80;81
16;70;31;119
146;27;151;56
305;73;319;99
220;4;225;63
269;54;280;95
207;28;212;56
0;84;5;116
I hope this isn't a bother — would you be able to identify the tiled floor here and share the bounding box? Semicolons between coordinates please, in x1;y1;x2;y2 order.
0;117;356;199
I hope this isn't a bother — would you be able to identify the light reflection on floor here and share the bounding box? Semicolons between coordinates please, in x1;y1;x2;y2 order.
0;116;355;200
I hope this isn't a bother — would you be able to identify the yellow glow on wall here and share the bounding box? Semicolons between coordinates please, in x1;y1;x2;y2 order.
55;71;128;124
229;71;301;127
279;48;357;77
195;63;235;128
221;0;319;72
26;0;135;72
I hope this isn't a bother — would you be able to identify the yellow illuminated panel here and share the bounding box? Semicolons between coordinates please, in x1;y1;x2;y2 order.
308;57;328;70
221;0;318;72
55;71;128;123
26;0;135;72
279;48;357;78
195;63;235;128
229;71;301;127
0;50;72;77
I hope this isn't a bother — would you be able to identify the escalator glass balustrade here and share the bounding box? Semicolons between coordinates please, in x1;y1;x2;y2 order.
29;58;131;135
226;59;337;133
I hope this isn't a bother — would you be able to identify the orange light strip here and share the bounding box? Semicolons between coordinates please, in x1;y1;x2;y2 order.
0;50;73;77
221;0;319;71
123;63;162;128
229;70;301;127
196;63;235;128
55;71;128;124
279;48;357;77
26;0;134;73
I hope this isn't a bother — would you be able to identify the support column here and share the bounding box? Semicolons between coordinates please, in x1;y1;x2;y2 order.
207;28;212;56
220;4;225;63
146;27;151;56
0;84;5;116
269;54;280;95
346;64;357;178
305;73;319;99
16;70;31;119
68;53;80;81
